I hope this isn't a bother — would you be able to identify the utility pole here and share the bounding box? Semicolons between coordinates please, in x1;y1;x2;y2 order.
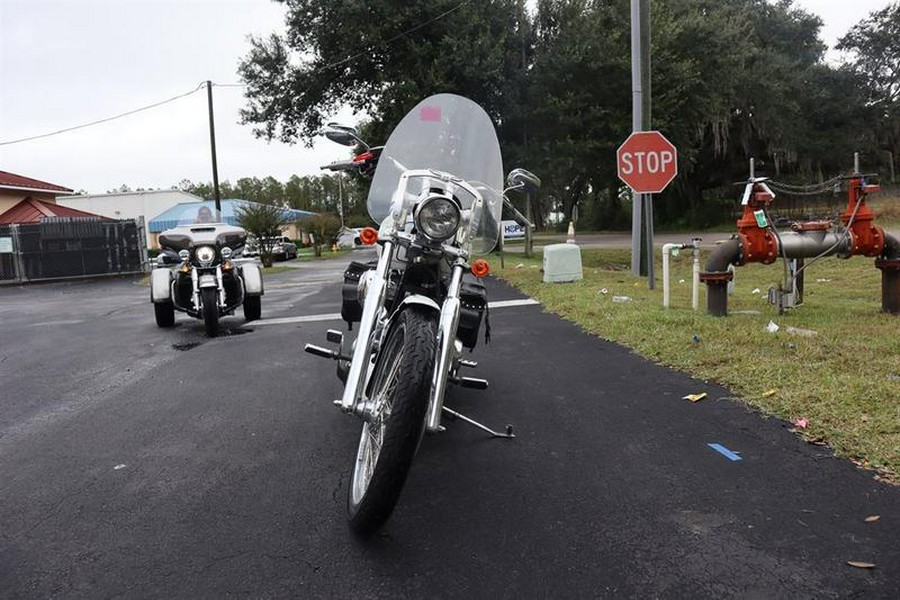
338;175;345;228
629;0;654;287
206;80;221;216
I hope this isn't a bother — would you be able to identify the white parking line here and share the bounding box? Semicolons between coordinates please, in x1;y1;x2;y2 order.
487;299;540;309
252;298;539;326
252;313;342;325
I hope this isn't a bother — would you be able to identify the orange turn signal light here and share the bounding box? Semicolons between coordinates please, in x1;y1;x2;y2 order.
471;259;490;278
359;227;379;246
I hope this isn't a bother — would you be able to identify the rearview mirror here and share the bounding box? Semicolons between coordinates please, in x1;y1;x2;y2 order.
324;122;367;149
506;168;542;194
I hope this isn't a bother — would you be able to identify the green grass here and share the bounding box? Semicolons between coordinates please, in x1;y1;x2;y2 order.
493;248;900;483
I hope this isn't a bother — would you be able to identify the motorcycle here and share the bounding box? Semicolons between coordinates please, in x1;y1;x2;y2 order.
305;93;540;534
150;214;264;336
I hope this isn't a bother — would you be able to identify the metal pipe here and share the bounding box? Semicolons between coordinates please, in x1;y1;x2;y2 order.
883;232;900;259
700;238;742;317
777;230;852;258
692;239;701;310
877;233;900;314
704;237;742;272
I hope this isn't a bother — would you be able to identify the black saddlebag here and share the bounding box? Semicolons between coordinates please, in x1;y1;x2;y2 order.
341;260;376;323
458;276;488;350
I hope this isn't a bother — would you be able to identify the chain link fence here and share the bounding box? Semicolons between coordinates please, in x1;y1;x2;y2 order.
0;217;147;284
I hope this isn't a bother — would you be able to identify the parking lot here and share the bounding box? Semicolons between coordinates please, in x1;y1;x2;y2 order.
1;252;898;598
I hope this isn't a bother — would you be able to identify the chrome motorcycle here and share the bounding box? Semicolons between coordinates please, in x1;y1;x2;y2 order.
306;94;540;534
151;217;264;336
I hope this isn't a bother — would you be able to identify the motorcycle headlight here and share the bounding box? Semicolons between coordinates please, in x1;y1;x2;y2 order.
221;247;233;259
415;195;461;242
195;245;216;265
178;250;190;261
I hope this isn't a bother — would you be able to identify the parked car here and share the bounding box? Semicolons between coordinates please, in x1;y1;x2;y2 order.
335;227;363;249
241;235;260;257
241;235;297;260
270;236;298;260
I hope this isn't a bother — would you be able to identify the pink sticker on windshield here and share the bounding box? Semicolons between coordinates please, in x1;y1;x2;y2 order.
419;106;442;121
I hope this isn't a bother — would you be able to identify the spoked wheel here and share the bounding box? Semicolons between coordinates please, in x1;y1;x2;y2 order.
348;307;437;536
201;287;220;337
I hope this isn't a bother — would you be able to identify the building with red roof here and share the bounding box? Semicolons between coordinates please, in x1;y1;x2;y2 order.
0;197;110;225
0;170;75;217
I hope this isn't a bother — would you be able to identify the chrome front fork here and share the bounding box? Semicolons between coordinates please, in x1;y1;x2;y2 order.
426;262;464;433
190;266;224;311
340;240;393;414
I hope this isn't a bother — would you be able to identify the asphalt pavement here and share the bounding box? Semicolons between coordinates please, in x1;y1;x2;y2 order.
1;253;897;598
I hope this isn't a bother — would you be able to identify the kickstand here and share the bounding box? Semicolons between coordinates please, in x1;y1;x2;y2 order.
442;406;515;439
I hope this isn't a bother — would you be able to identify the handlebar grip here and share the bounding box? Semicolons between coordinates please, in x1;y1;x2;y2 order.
321;160;357;171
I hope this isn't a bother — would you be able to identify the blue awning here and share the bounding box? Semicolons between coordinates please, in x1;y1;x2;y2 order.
148;199;316;233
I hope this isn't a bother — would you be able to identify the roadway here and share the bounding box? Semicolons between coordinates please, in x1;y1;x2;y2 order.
1;253;897;598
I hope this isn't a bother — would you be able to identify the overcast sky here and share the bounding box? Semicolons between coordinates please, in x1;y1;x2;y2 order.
0;0;894;195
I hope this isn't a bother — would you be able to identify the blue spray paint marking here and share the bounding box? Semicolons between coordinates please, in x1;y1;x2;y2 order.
708;443;742;461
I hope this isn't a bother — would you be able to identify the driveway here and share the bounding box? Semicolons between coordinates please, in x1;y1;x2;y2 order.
1;255;897;597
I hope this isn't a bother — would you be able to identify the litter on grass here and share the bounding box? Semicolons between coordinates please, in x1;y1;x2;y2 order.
786;326;818;337
766;321;780;333
793;418;809;429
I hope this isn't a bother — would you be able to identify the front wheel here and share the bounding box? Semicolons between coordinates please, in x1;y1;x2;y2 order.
201;287;220;337
348;307;437;536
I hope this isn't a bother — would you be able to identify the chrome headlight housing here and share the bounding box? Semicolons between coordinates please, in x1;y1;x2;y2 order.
178;249;190;261
221;247;233;259
195;245;216;266
414;195;461;242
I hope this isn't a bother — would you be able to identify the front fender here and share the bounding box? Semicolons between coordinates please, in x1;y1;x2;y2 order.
394;294;440;315
241;263;264;295
150;268;172;303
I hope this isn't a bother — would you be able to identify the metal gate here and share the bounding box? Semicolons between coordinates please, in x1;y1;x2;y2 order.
0;217;147;284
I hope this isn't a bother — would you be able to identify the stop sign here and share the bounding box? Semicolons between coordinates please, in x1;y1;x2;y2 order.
617;131;678;194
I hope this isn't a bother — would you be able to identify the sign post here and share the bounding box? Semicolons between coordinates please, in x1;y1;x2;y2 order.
617;130;678;288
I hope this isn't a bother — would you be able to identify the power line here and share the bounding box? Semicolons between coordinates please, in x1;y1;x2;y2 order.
0;82;206;146
0;1;468;147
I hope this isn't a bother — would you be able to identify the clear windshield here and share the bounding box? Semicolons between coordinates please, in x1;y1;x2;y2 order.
367;94;504;255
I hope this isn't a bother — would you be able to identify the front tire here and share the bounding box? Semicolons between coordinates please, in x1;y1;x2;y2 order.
348;307;437;536
154;302;175;327
201;287;220;337
243;295;261;321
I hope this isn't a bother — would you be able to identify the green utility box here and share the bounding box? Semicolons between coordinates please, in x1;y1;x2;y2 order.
543;243;583;283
